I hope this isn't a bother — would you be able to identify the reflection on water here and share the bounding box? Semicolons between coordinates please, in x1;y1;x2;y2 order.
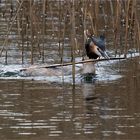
0;57;140;140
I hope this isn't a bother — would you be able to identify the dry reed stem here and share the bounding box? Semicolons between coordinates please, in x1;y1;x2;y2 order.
49;3;55;39
60;11;67;63
58;0;61;58
89;12;96;35
81;1;88;60
0;0;23;56
114;0;121;56
21;57;125;71
124;0;131;57
0;0;139;66
71;0;76;84
30;0;34;64
42;0;46;63
136;16;140;53
94;0;99;35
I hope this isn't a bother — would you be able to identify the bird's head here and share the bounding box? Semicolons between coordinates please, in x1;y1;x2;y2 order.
84;30;109;59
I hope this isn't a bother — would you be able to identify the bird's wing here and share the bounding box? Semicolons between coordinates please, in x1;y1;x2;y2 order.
91;36;105;51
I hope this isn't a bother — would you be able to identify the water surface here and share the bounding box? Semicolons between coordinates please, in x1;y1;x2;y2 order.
0;57;140;140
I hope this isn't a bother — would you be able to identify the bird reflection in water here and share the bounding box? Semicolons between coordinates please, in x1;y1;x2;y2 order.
82;83;99;115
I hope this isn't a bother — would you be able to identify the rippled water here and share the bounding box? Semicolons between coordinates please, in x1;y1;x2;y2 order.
0;56;140;140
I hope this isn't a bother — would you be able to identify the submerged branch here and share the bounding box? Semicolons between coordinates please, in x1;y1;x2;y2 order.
42;57;125;68
21;57;125;71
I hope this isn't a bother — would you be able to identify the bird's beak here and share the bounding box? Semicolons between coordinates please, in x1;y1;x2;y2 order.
99;49;110;59
104;51;110;59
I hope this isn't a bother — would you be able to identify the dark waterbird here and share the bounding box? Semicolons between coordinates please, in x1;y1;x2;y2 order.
84;30;109;59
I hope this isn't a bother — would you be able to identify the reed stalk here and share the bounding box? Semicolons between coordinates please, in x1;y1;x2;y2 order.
20;9;24;64
60;9;67;63
58;0;65;82
133;0;140;53
114;0;121;56
17;4;22;63
42;0;46;63
0;0;139;66
89;12;96;35
101;1;107;28
49;3;55;39
0;0;23;56
124;0;131;58
58;0;61;58
136;22;140;52
5;41;8;64
30;0;34;64
129;0;135;38
109;0;114;18
21;35;24;64
71;0;76;84
82;0;87;60
94;0;99;35
26;16;29;62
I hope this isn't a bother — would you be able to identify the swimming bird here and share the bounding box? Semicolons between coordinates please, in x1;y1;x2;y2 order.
84;30;109;59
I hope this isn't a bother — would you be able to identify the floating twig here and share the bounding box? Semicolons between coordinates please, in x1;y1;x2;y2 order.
20;57;125;72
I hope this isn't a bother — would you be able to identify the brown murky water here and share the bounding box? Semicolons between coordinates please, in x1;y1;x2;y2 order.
0;1;140;139
0;57;140;140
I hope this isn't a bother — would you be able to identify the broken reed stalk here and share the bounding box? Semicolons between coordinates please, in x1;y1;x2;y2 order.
88;1;96;34
30;0;34;64
26;16;29;62
133;0;137;51
89;12;96;35
17;6;23;63
58;0;64;82
82;1;87;60
119;1;125;56
135;11;140;53
20;10;24;64
59;0;66;64
124;0;131;58
109;0;114;18
21;35;24;64
42;0;46;63
60;10;66;63
0;0;23;57
50;3;55;39
58;0;61;59
10;1;13;18
94;0;99;35
71;0;76;84
133;0;140;53
17;9;21;38
75;38;79;53
5;41;8;64
35;57;126;69
130;0;134;34
102;1;107;28
114;0;120;56
129;0;135;51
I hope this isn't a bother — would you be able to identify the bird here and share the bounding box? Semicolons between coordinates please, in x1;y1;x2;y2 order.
84;30;109;59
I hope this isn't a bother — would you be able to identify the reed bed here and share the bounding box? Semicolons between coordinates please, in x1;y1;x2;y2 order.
0;0;140;81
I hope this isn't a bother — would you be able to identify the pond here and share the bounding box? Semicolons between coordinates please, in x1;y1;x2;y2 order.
0;56;140;140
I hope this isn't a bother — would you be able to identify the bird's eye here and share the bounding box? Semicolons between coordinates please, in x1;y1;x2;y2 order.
97;48;103;54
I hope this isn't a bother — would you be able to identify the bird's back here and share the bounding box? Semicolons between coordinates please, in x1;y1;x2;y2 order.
91;35;105;51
